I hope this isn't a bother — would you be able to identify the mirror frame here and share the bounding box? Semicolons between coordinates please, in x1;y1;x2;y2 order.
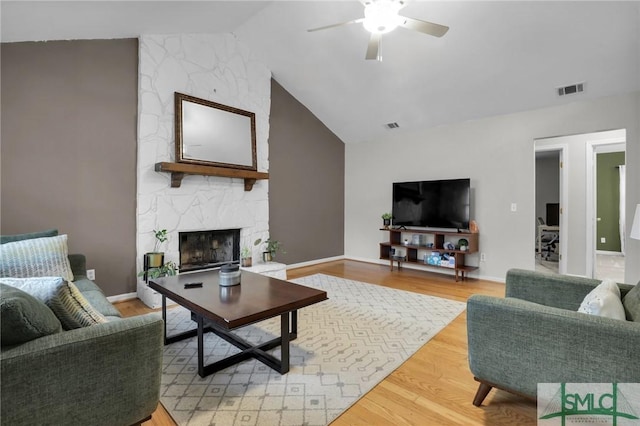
175;92;257;171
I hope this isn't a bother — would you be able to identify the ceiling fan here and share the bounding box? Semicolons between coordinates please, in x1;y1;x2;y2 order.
307;0;449;61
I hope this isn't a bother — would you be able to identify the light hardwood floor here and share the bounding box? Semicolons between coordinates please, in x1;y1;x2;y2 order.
116;260;537;425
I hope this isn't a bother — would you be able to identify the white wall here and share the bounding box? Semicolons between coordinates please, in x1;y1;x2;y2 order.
137;34;271;284
345;92;640;283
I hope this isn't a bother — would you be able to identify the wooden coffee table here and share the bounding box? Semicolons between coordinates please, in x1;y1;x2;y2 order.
149;270;327;377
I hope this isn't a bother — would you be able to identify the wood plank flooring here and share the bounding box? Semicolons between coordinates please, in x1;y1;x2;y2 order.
116;260;537;425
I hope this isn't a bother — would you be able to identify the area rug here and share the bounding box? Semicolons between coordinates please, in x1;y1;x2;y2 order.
160;273;466;426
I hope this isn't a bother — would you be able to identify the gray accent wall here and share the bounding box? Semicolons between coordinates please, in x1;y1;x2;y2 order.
1;39;138;297
268;79;345;264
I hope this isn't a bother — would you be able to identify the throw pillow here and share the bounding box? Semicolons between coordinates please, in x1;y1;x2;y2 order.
577;279;626;321
0;234;74;282
1;283;62;346
622;283;640;322
0;228;58;244
1;277;108;330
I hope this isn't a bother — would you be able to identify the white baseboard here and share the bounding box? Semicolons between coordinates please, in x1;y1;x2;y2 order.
286;255;345;270
107;292;137;303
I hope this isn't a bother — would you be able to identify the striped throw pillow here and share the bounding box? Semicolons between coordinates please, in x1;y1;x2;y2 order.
0;277;108;329
0;235;74;282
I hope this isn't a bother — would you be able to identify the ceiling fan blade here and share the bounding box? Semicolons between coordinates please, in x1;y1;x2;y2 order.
398;16;449;37
307;18;364;32
365;32;382;61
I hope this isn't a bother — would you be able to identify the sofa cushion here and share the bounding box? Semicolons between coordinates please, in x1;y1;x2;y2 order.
622;283;640;322
0;283;62;346
0;277;108;330
73;277;122;318
0;229;58;244
0;234;74;282
577;279;626;320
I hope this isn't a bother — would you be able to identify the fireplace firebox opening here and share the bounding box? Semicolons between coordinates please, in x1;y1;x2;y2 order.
179;229;240;273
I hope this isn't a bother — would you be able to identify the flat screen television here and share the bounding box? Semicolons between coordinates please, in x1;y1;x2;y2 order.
392;179;470;230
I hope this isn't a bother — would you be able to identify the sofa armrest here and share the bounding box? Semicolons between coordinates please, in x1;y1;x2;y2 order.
504;268;634;310
467;294;640;398
68;253;87;278
1;313;163;426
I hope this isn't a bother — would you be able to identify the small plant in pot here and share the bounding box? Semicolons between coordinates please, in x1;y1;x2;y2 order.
139;261;177;280
381;213;392;229
256;238;285;262
140;229;176;281
240;247;252;267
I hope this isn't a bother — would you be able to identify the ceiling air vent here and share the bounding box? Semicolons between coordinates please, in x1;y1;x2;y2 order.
557;82;585;97
386;122;400;129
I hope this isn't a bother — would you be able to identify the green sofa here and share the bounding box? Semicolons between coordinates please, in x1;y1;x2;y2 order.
467;268;640;406
1;231;164;425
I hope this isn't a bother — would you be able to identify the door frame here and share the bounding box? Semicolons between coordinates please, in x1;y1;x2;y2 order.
534;144;568;275
585;137;626;278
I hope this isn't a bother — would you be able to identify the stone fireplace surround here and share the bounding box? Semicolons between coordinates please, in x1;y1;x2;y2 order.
136;33;271;308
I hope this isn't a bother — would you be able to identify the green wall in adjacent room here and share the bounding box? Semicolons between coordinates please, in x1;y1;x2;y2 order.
596;151;625;252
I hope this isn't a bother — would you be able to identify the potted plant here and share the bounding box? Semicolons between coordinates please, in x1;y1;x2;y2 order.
145;229;168;268
382;213;392;229
139;261;177;280
256;238;285;262
240;238;263;267
240;247;252;267
140;229;176;282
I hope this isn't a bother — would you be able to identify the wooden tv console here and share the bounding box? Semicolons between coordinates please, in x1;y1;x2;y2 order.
379;228;479;282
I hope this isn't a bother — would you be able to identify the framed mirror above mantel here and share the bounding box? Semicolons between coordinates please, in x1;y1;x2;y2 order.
155;92;268;190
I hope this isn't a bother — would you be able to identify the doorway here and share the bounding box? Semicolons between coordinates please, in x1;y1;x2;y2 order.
534;146;567;275
587;137;626;281
534;129;626;278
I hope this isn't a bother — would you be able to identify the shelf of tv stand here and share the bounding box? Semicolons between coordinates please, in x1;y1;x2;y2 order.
379;227;479;282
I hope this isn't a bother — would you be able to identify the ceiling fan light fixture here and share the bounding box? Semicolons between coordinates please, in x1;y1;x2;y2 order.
363;0;403;34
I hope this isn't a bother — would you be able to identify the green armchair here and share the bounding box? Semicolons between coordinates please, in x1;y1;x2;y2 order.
467;269;640;406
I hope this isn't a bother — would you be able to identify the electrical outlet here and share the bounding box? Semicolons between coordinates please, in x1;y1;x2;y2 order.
480;253;486;262
87;269;95;280
510;203;517;212
600;237;606;244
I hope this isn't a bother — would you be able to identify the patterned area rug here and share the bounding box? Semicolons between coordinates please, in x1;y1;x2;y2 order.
160;273;466;425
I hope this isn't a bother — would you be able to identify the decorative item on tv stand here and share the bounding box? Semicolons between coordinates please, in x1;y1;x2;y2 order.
381;213;392;230
256;238;286;262
139;229;178;282
379;223;480;282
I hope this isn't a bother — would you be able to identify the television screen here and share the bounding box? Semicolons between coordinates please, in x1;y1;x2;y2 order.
392;179;470;230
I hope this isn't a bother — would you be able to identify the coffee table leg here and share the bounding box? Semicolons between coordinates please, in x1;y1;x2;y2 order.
161;295;167;344
291;310;298;338
280;313;290;374
196;315;205;377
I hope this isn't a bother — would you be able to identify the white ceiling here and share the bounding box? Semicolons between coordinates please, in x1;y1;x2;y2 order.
3;1;639;144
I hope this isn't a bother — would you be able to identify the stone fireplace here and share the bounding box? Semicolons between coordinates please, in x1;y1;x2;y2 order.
179;229;240;272
136;33;271;308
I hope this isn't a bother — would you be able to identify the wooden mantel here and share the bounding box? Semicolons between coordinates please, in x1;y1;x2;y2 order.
154;162;269;190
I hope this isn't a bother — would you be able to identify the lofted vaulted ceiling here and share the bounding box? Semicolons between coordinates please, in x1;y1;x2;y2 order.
3;1;639;144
